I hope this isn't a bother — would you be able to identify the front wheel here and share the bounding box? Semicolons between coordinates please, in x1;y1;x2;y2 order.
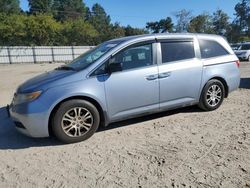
198;79;225;111
52;99;100;144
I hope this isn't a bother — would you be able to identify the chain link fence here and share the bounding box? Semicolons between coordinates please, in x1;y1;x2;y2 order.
0;46;94;64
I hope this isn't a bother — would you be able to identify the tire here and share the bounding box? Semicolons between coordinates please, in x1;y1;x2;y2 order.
52;99;100;144
248;56;250;62
198;79;225;111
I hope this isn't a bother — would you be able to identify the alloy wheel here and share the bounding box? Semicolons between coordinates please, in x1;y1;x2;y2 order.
61;107;93;137
206;84;222;107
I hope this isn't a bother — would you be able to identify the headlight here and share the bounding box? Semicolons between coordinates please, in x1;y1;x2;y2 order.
13;91;42;105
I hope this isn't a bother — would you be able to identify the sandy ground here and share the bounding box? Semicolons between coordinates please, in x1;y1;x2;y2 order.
0;62;250;188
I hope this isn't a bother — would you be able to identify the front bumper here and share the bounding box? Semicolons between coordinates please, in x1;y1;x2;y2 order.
8;102;50;138
236;54;248;61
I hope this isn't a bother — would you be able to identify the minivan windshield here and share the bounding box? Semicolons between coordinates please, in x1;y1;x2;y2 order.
60;41;122;71
230;44;240;50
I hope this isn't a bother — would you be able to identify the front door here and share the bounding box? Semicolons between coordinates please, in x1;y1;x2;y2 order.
104;43;159;121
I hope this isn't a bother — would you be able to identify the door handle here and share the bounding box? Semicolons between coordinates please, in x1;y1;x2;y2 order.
158;72;171;79
146;74;158;81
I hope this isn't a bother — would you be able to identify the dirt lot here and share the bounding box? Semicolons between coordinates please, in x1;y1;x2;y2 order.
0;62;250;188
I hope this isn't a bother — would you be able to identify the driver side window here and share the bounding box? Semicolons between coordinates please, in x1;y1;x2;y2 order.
110;43;153;71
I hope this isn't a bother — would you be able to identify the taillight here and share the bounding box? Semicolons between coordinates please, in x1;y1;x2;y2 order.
236;60;240;68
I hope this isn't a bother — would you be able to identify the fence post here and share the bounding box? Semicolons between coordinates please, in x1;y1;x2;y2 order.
32;47;37;64
7;47;12;64
51;46;55;62
71;46;75;60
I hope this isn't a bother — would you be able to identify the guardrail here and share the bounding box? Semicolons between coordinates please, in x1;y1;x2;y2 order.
0;46;94;64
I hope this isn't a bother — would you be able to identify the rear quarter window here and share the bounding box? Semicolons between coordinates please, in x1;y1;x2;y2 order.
199;39;229;59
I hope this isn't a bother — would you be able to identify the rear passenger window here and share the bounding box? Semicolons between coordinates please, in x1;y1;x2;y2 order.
199;39;229;59
161;41;195;63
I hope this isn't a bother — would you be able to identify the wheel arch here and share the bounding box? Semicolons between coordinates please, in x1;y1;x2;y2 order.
202;76;229;98
48;95;106;137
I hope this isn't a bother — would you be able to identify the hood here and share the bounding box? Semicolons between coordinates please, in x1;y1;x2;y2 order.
235;50;248;54
17;70;75;93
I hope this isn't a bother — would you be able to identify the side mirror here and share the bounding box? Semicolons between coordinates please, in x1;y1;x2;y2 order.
108;62;122;73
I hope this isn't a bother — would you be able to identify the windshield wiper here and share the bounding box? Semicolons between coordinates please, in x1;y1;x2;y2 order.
56;66;76;71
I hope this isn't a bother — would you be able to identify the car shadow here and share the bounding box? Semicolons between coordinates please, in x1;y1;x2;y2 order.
240;78;250;89
98;106;203;132
0;105;203;150
0;107;61;150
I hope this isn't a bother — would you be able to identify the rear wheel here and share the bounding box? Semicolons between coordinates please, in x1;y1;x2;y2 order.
198;79;225;111
52;99;100;143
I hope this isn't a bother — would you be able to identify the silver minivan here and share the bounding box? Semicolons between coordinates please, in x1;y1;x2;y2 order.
9;33;240;143
234;42;250;61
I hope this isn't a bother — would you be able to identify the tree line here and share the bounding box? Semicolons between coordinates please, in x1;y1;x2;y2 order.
146;0;250;43
0;0;146;46
0;0;249;46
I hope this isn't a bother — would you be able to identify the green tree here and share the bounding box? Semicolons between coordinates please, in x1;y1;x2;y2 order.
61;19;99;45
234;0;250;32
159;17;174;33
188;13;214;33
88;3;111;29
88;3;112;43
0;0;20;14
25;14;62;45
28;0;53;14
212;9;230;35
227;23;241;42
109;23;125;39
175;9;192;32
0;13;26;45
146;21;160;33
146;17;174;33
52;0;87;21
124;25;147;36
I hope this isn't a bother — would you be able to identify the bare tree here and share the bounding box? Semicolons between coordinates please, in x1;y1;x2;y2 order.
174;9;192;32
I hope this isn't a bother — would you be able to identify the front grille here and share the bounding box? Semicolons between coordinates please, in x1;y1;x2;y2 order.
14;121;26;129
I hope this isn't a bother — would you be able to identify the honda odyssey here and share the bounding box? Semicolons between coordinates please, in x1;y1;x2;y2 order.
9;33;240;143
